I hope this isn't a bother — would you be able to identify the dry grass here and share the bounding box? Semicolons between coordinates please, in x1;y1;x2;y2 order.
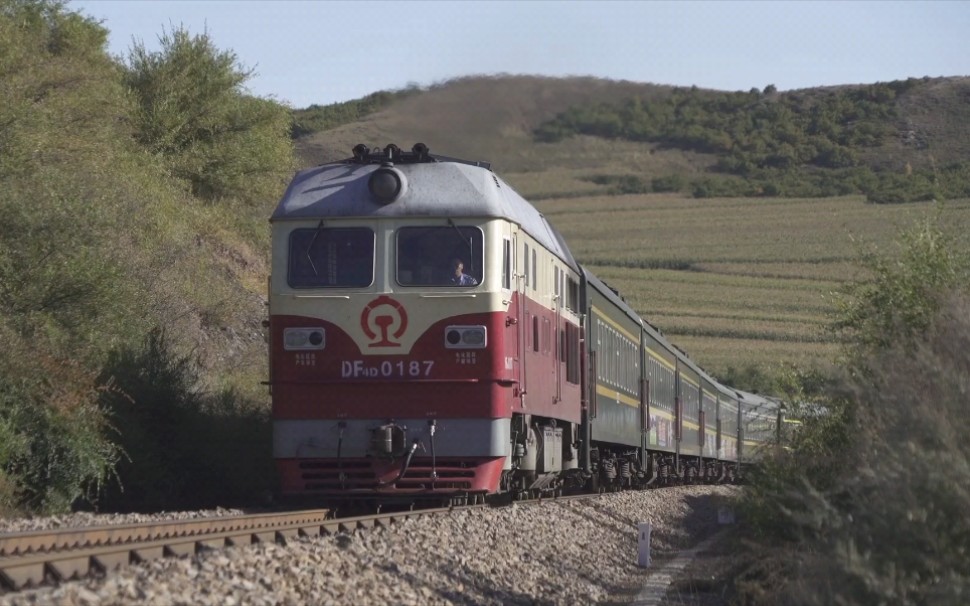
301;75;970;178
301;76;717;181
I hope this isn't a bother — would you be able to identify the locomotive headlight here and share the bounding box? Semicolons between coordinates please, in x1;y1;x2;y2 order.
462;330;485;346
444;325;487;349
284;327;326;350
368;164;408;204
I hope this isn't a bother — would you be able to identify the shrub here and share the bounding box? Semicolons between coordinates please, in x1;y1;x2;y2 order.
737;215;970;604
690;176;758;198
0;1;277;514
611;175;650;194
290;87;421;137
124;26;294;204
832;215;970;357
831;296;970;603
581;174;651;194
532;79;970;200
0;338;122;513
98;329;274;511
650;174;686;192
739;295;970;604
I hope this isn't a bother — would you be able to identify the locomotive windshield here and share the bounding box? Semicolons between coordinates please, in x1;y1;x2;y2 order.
396;226;484;286
287;226;374;288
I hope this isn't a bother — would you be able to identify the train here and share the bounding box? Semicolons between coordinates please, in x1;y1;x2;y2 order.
267;143;785;503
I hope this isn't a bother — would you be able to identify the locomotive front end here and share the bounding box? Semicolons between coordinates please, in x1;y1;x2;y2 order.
268;145;520;502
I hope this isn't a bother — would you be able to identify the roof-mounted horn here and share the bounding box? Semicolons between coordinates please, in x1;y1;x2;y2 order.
342;143;490;169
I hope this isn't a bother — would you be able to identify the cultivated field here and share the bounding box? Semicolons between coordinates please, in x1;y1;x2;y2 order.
525;192;970;376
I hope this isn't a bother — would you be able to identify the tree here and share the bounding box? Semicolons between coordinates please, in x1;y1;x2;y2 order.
0;0;131;338
124;27;294;203
832;214;970;357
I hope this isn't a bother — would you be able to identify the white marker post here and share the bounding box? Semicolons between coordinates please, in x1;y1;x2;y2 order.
637;522;652;567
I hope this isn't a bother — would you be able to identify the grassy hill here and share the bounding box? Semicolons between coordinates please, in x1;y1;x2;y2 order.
538;193;970;375
296;75;970;197
296;76;712;189
293;75;970;378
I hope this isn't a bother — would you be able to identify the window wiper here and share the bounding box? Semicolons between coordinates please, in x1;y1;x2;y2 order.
447;218;474;272
304;220;325;276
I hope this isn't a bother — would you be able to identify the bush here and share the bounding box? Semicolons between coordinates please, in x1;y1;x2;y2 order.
581;174;651;194
0;0;136;356
611;175;650;194
739;296;970;604
98;329;274;511
865;187;908;204
532;79;970;200
650;174;686;192
690;176;758;198
833;215;970;356
0;339;122;514
0;1;277;514
832;296;970;603
290;87;421;137
737;215;970;605
124;26;294;204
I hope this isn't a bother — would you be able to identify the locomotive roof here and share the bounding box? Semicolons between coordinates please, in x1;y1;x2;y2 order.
271;145;578;271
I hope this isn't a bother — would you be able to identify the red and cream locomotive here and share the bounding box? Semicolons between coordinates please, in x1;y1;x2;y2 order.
267;143;782;502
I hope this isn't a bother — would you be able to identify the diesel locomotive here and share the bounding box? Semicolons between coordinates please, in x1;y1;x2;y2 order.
267;143;782;502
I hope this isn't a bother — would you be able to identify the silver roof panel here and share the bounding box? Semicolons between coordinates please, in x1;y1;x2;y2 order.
271;161;577;270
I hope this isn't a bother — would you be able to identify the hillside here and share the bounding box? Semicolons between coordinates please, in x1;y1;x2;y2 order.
297;75;970;202
0;3;289;514
297;76;716;195
296;76;669;164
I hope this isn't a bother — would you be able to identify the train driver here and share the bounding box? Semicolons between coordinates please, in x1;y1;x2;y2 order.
449;258;478;286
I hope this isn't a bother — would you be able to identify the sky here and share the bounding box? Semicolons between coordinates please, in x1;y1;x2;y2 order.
71;1;969;109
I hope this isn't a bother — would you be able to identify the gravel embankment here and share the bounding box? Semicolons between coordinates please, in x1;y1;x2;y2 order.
1;485;739;606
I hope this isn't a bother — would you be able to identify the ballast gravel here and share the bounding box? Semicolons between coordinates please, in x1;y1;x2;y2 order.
0;485;739;606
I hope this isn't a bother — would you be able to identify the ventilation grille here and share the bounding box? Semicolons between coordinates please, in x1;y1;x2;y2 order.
298;458;481;491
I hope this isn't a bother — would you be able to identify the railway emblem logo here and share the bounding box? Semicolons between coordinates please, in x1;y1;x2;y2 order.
360;295;408;347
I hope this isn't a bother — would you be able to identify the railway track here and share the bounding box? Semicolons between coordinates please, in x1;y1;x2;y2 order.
0;486;737;605
0;505;455;592
0;492;595;594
